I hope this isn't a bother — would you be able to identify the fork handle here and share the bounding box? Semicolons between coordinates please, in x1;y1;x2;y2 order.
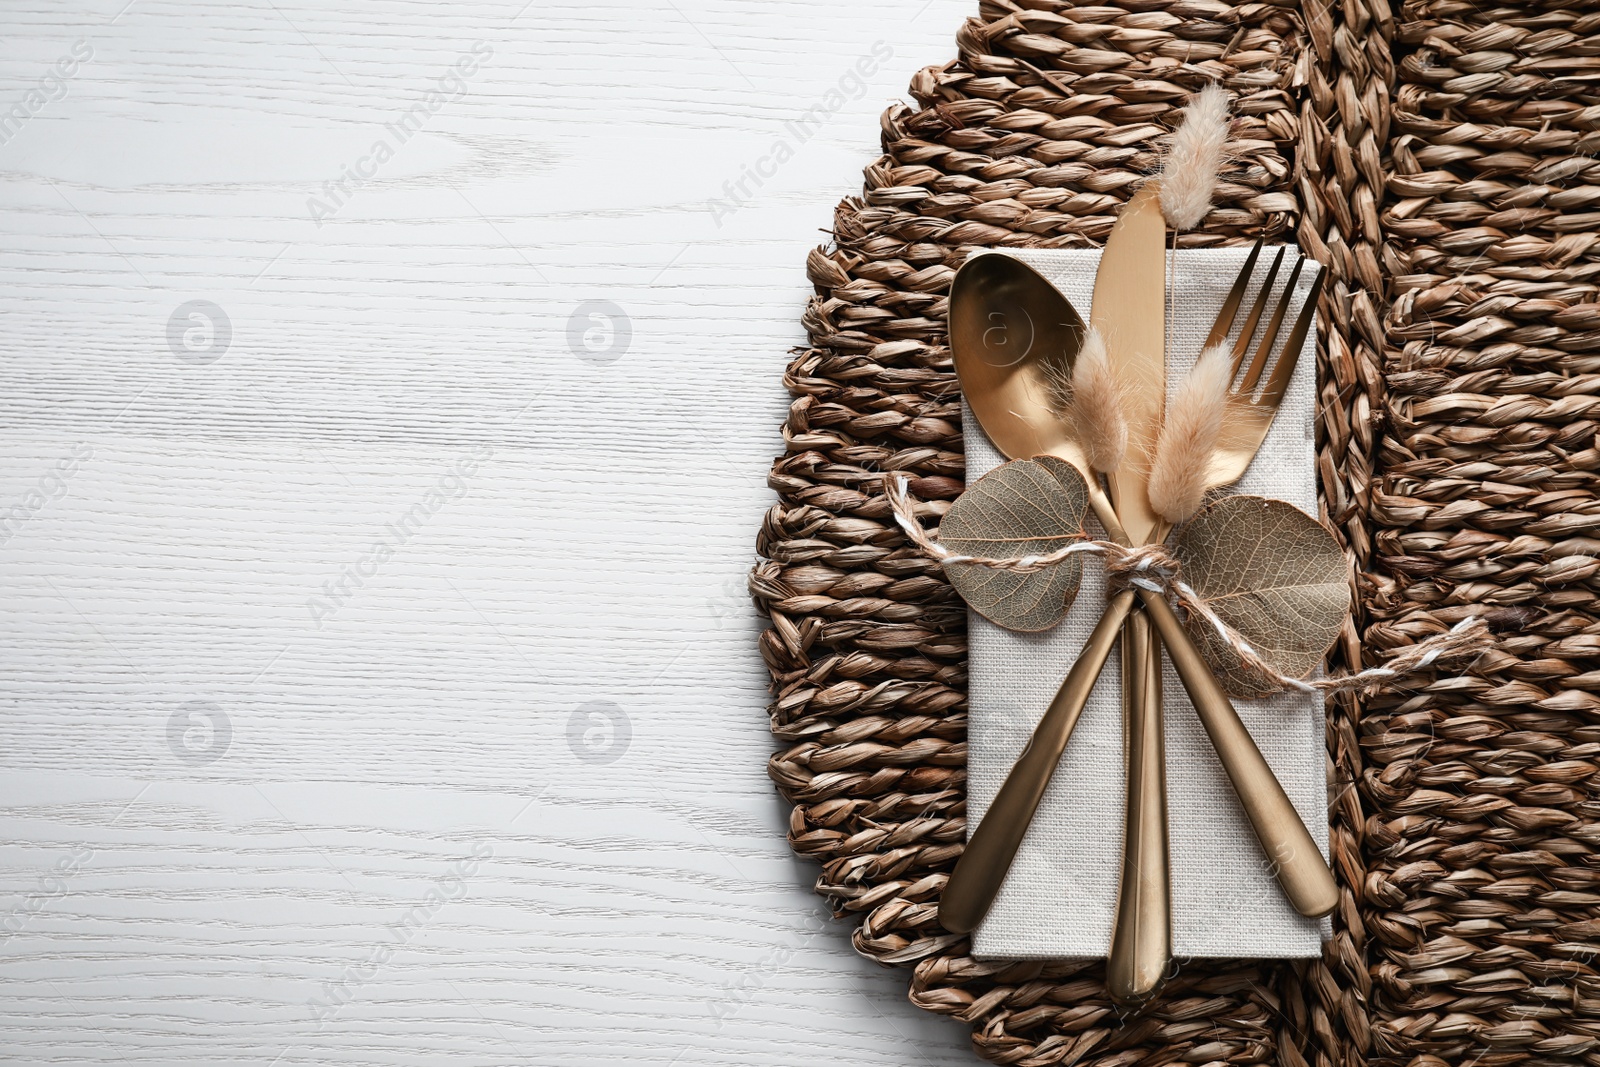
1137;589;1339;918
938;590;1138;935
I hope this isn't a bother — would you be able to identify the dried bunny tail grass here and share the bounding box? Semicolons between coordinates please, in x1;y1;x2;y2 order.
1158;83;1232;231
1069;326;1126;474
1038;326;1126;474
1040;344;1075;419
1148;343;1232;523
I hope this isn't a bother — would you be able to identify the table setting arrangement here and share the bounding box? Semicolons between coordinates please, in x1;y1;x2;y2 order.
753;2;1600;1060
877;87;1480;1003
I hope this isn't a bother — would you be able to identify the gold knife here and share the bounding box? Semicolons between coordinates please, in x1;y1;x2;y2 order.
1089;182;1172;1005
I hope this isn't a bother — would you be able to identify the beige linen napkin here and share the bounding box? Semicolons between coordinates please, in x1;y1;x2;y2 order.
965;246;1330;960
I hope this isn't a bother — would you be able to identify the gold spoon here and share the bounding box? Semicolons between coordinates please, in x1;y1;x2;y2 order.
940;253;1338;936
939;253;1139;938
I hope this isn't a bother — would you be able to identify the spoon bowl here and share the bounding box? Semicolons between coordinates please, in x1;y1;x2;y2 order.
948;253;1091;475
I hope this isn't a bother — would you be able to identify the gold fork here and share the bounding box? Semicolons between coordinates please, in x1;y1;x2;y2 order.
1108;242;1329;1002
1143;261;1334;923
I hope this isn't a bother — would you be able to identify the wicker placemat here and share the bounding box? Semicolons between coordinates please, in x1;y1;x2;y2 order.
753;2;1600;1064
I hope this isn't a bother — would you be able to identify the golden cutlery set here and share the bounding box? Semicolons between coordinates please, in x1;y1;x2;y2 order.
935;184;1333;1003
885;83;1481;1004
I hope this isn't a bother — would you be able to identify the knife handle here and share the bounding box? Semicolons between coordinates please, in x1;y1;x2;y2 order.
1136;589;1339;918
1107;609;1171;1005
938;589;1138;936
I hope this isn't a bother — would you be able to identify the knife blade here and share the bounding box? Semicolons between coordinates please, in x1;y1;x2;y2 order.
1091;181;1166;546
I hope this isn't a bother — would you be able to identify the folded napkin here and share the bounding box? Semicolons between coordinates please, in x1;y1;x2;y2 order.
964;246;1330;960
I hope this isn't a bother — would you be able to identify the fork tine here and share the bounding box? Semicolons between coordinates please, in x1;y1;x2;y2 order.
1202;237;1264;351
1239;256;1305;393
1257;265;1327;410
1228;247;1286;381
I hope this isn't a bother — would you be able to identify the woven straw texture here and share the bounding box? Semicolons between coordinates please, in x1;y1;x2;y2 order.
753;1;1600;1064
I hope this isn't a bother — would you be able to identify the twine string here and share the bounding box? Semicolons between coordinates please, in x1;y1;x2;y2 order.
887;474;1487;696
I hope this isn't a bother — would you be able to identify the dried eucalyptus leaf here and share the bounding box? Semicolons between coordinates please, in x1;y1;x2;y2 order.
941;456;1088;632
1171;495;1351;697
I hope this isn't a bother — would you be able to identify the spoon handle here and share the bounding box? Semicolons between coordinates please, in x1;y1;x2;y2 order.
938;589;1138;936
1137;590;1339;918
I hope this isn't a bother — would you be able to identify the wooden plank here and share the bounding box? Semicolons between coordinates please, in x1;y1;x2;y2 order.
0;1;977;1061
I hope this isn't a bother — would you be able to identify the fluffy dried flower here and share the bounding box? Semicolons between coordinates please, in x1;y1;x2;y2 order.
1148;343;1232;523
1067;326;1126;474
1158;84;1232;231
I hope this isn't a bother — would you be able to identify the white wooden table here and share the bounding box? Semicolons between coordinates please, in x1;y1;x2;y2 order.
0;1;978;1062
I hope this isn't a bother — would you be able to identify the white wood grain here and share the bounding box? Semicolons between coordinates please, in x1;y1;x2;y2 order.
0;1;979;1062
